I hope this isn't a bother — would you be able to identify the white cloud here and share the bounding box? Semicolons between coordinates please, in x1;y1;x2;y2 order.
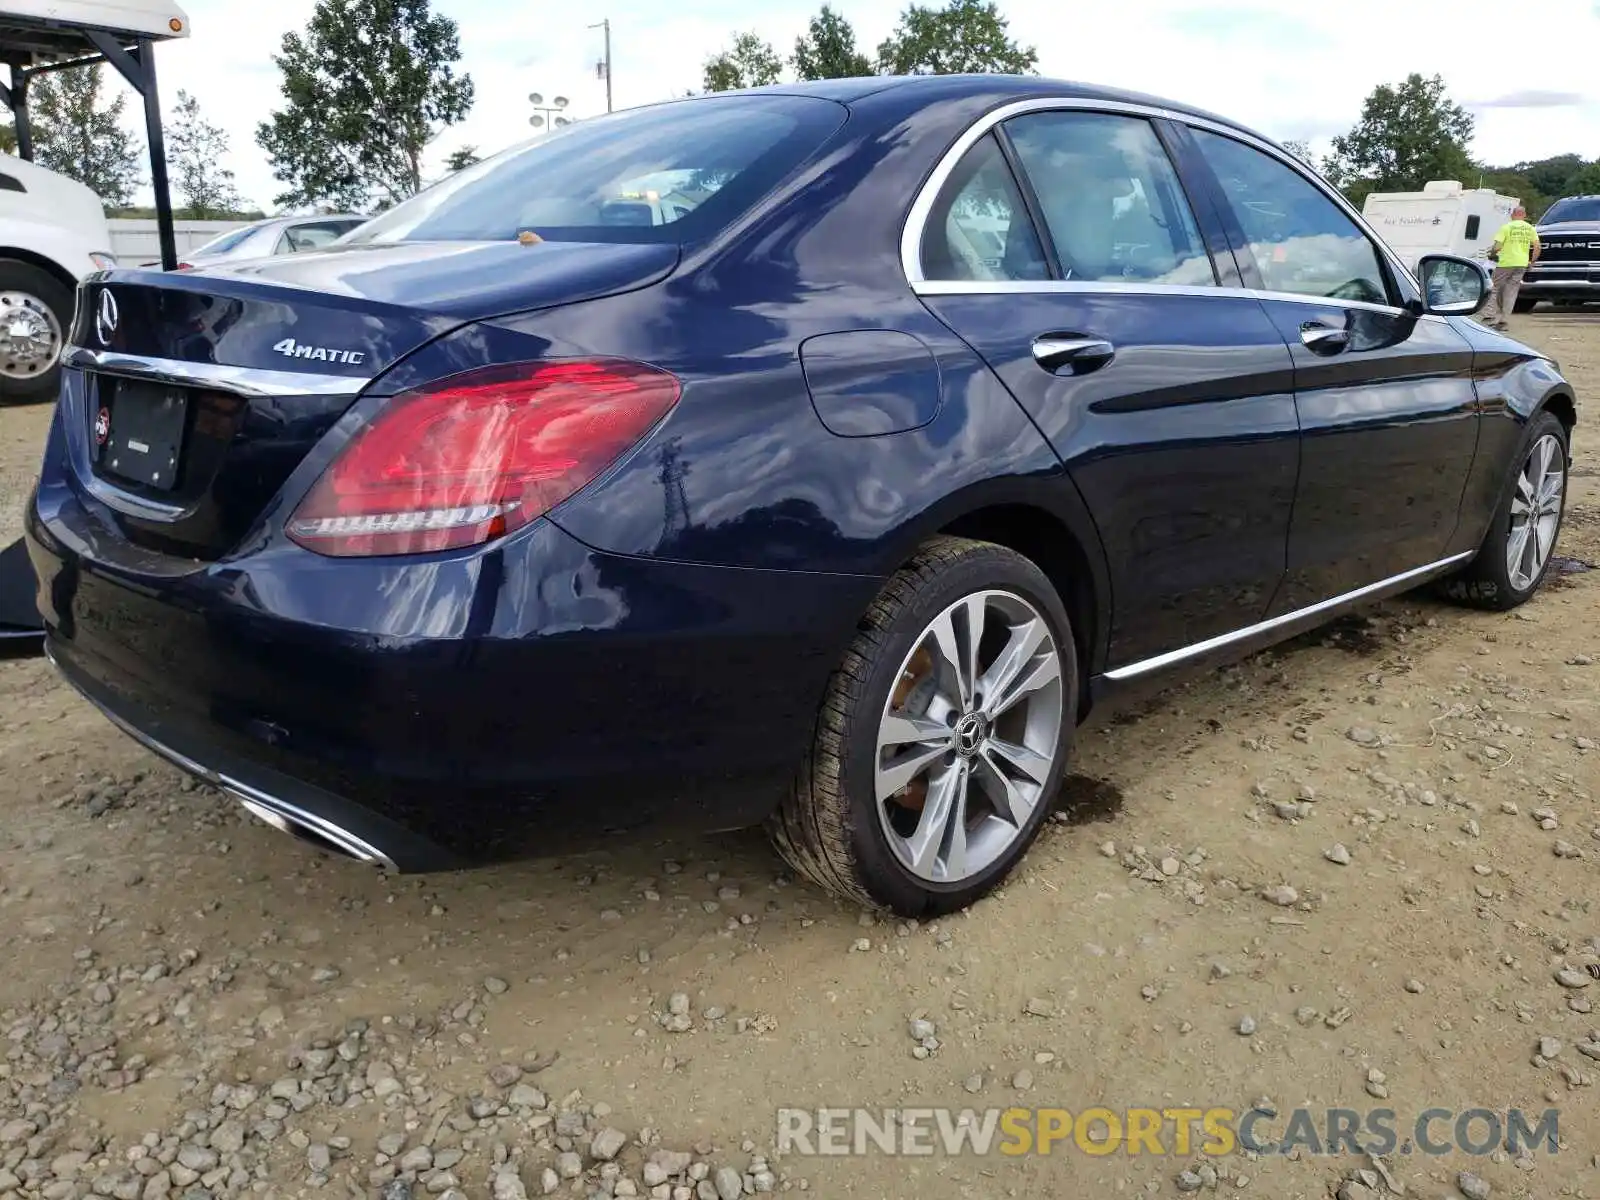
117;0;1599;212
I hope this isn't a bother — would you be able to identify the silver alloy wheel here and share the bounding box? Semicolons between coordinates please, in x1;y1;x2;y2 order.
0;291;63;382
1506;432;1565;591
874;589;1064;884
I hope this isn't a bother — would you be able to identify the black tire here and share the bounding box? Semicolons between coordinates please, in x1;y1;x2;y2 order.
1438;410;1569;611
1512;296;1537;314
0;259;73;406
768;536;1079;915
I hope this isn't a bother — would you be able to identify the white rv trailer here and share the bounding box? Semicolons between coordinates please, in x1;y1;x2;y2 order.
1362;180;1519;270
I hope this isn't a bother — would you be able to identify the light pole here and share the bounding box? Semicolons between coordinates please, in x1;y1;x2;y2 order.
589;19;612;113
528;92;572;131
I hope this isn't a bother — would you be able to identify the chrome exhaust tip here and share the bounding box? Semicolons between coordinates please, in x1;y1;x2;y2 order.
226;785;397;871
45;642;399;872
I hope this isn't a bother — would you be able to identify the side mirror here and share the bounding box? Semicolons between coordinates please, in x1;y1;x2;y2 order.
1418;254;1489;317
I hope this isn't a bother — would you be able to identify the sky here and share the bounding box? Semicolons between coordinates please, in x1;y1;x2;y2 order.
125;0;1600;212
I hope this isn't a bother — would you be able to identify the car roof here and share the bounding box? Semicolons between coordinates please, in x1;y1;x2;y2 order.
269;214;364;226
748;73;1254;137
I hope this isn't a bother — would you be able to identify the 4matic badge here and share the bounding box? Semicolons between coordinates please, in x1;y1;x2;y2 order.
272;338;366;366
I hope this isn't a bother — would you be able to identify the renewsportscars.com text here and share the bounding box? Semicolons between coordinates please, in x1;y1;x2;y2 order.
775;1106;1561;1158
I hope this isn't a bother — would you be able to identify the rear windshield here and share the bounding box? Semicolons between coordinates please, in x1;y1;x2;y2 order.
344;94;847;247
1542;198;1600;225
193;224;261;255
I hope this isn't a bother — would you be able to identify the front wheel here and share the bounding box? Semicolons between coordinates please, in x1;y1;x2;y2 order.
0;259;73;405
768;536;1078;915
1512;296;1538;314
1439;411;1568;611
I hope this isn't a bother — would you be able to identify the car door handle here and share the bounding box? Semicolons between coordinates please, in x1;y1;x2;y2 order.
1032;336;1115;375
1299;323;1351;355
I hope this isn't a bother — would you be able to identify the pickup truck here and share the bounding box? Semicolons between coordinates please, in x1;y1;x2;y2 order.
1517;194;1600;312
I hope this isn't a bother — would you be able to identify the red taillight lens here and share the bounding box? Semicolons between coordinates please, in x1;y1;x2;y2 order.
287;358;680;557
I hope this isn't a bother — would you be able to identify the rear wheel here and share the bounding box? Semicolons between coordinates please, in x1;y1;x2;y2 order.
1439;411;1568;611
0;260;72;405
768;536;1078;915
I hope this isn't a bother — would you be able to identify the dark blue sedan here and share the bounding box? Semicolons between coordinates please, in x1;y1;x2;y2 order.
25;75;1577;915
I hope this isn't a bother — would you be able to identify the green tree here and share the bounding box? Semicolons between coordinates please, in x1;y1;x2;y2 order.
1322;73;1475;208
257;0;474;211
28;66;143;207
1563;159;1600;198
1521;153;1585;200
792;6;871;80
1281;138;1313;165
876;0;1037;76
0;123;15;155
445;145;479;172
169;90;243;219
703;32;783;92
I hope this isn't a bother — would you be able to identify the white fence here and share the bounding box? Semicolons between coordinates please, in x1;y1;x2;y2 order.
108;218;250;265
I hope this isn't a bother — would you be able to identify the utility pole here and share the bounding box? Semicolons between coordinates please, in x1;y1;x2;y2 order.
589;19;612;113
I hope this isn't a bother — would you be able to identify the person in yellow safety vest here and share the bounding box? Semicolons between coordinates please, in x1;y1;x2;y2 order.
1480;206;1541;329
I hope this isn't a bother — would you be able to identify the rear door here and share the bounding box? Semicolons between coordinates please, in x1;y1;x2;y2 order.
911;102;1299;673
1180;126;1481;613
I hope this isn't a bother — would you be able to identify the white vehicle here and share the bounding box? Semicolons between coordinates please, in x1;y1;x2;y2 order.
178;214;368;270
1362;181;1519;271
0;0;190;402
0;153;116;400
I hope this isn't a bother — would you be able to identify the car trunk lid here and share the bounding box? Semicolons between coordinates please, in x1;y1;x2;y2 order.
69;239;680;560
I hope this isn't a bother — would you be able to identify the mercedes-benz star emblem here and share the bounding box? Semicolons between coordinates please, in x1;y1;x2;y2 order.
954;712;987;758
95;289;119;346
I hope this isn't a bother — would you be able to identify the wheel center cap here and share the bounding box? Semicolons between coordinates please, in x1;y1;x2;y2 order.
954;712;988;757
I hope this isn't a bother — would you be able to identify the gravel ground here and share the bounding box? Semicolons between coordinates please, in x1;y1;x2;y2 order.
2;311;1599;1200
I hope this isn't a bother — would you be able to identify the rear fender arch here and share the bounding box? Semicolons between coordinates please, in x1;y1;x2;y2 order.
874;477;1114;693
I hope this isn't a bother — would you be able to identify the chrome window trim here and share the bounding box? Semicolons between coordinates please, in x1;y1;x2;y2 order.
901;94;1424;307
66;347;372;397
900;97;1182;285
909;278;1445;322
1103;551;1474;681
912;279;1224;299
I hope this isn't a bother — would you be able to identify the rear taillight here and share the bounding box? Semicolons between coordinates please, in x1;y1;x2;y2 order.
287;358;680;557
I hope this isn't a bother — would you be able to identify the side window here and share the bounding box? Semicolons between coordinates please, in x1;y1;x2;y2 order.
1190;129;1390;305
1003;112;1215;286
284;222;355;252
920;133;1049;283
1464;215;1481;240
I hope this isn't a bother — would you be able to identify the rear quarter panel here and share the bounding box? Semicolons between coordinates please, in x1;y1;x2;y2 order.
429;284;1069;578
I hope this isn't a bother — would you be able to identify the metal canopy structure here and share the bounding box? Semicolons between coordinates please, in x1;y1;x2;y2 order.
0;0;191;269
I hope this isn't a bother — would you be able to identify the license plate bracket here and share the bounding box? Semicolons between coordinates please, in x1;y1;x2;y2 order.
97;378;189;492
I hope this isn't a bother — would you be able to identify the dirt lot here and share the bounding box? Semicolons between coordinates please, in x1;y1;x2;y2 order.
2;313;1600;1200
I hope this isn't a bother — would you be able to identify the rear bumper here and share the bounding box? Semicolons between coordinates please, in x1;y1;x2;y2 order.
26;490;879;870
47;643;419;871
